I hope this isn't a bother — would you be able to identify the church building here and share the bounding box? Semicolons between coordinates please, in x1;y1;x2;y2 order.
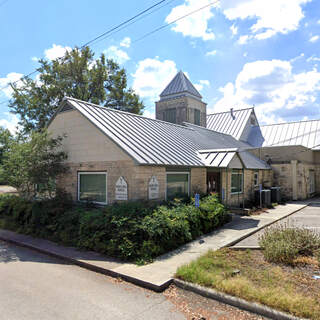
47;71;319;207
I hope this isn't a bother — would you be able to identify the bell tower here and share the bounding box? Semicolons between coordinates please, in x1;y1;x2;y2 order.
155;71;207;127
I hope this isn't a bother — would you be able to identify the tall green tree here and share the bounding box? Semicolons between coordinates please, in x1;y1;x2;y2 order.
9;46;144;134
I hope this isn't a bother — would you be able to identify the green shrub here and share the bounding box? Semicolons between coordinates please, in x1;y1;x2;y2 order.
0;193;229;262
259;224;320;264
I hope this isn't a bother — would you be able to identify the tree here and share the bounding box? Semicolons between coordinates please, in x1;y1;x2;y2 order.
0;127;13;165
9;46;144;134
1;130;68;200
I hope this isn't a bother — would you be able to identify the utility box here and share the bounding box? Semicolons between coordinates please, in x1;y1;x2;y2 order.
270;187;281;203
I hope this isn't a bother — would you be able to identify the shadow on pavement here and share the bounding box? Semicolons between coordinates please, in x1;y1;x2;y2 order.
0;240;69;264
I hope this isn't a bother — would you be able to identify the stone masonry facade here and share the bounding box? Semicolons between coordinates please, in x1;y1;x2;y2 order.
156;96;207;127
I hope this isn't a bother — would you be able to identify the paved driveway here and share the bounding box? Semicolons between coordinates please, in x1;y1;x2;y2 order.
0;241;263;320
233;203;320;247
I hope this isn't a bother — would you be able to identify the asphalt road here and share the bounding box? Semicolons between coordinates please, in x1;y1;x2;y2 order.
0;240;263;320
233;203;320;247
0;240;185;320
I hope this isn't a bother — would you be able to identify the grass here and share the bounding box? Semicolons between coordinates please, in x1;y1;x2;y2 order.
176;249;320;319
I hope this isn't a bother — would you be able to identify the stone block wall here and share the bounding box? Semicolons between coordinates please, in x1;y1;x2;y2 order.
58;162;208;203
155;96;207;127
220;169;273;207
190;167;207;194
272;161;317;200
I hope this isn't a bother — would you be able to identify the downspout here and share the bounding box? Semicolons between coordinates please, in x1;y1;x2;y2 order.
225;167;228;208
242;167;245;209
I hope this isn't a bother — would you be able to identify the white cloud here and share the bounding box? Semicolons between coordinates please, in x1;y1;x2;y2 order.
307;55;320;62
212;59;320;124
221;0;310;41
120;37;131;48
44;44;72;61
238;35;250;45
194;79;210;91
0;72;24;98
103;45;130;64
206;50;217;56
230;24;238;36
309;35;319;43
0;113;20;134
143;108;156;119
132;58;177;102
165;0;216;41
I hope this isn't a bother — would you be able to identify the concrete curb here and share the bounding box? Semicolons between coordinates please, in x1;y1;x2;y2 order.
224;204;308;248
0;235;171;292
0;203;309;293
173;279;307;320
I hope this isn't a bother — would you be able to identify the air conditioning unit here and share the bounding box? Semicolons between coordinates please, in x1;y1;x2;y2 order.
270;187;281;203
255;189;271;207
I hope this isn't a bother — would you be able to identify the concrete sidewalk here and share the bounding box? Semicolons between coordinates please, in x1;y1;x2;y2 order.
0;201;308;291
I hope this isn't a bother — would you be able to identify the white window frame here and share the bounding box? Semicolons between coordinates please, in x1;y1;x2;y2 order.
166;172;190;200
231;170;243;194
253;171;259;187
78;171;108;205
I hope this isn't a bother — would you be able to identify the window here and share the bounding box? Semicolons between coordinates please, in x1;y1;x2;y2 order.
163;108;176;124
78;172;107;204
166;173;189;200
194;109;200;125
231;170;243;194
253;171;259;187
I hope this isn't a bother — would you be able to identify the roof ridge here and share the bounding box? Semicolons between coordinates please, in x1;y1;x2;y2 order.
207;107;254;117
261;118;320;127
64;96;195;131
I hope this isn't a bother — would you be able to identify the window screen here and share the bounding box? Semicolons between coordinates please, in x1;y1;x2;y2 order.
231;170;243;193
79;173;107;203
166;173;189;199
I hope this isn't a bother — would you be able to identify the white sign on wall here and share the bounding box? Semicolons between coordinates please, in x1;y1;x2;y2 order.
148;176;159;200
115;176;128;200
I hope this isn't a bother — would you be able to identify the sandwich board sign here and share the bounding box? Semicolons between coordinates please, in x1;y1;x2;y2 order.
115;176;128;200
148;176;159;200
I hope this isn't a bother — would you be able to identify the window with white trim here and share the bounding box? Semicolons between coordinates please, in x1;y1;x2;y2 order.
166;172;189;200
78;172;107;204
253;171;259;187
231;170;243;194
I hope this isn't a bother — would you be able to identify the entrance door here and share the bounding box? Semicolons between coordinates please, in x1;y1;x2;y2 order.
207;172;220;194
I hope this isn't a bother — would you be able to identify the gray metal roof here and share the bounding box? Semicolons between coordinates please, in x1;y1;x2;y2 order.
260;120;320;149
206;108;254;140
160;71;202;100
197;148;270;170
54;97;270;170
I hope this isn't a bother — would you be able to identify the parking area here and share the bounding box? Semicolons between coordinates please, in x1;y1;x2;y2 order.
232;202;320;248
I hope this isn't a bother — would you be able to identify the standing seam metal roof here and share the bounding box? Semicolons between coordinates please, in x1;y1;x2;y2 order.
160;71;202;99
52;97;270;170
260;120;320;149
206;108;254;140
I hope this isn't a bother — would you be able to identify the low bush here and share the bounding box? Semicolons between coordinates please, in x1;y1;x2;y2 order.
0;193;230;263
259;223;320;264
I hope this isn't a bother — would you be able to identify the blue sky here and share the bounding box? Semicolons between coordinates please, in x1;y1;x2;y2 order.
1;0;320;132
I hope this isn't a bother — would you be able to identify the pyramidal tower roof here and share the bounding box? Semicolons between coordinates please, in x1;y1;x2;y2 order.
160;71;202;100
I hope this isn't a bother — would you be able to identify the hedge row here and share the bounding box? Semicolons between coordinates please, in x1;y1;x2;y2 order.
0;193;230;262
